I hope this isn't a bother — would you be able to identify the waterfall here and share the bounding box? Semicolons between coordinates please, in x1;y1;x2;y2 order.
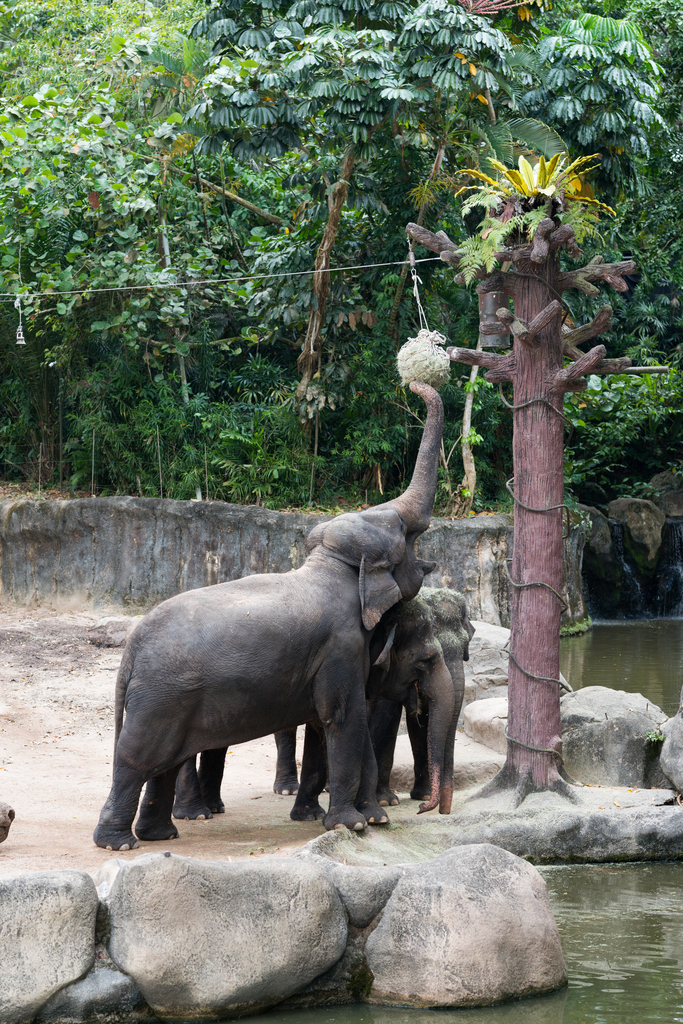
655;520;683;617
609;520;647;617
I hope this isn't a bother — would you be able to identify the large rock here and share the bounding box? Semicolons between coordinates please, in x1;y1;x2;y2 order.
561;686;669;788
0;870;98;1024
365;844;567;1006
658;491;683;517
108;852;347;1020
660;693;683;792
35;967;152;1024
648;470;683;515
0;799;14;843
462;697;509;755
608;497;666;576
464;621;511;702
580;505;621;617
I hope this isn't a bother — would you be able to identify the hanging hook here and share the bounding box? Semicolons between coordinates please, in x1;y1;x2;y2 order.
15;239;25;346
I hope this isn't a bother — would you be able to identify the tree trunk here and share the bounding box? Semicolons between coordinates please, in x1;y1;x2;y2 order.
489;253;570;803
406;219;639;807
296;147;355;401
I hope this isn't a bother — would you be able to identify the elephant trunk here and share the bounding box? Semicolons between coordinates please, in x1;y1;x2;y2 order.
417;661;456;815
377;381;444;537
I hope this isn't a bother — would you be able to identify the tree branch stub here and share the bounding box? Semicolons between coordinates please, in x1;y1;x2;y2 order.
559;257;637;296
553;344;608;392
495;300;562;350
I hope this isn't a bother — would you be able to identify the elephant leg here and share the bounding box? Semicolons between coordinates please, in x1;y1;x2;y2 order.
355;727;388;825
290;723;326;821
136;767;181;842
273;727;299;795
198;748;227;813
316;667;373;832
93;766;146;851
368;696;402;806
407;706;431;801
172;756;213;821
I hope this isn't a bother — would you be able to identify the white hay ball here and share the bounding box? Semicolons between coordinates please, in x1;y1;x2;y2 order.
397;330;451;389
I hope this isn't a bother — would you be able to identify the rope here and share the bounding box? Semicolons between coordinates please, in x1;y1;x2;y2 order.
505;477;570;539
503;725;564;760
0;256;442;302
408;242;430;332
504;558;568;613
497;384;574;448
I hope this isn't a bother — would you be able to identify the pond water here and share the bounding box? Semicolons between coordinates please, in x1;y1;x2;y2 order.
560;619;683;717
241;862;683;1024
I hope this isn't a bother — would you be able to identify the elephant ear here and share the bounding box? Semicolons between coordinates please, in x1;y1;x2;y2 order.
359;556;403;630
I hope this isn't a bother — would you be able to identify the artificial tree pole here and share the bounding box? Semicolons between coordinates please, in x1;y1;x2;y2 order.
407;216;665;805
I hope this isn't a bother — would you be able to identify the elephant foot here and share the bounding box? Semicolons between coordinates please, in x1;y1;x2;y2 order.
410;781;431;801
323;807;367;832
172;799;213;821
290;801;325;822
93;826;139;852
376;785;400;807
356;799;389;826
135;820;179;842
206;796;225;814
274;774;300;796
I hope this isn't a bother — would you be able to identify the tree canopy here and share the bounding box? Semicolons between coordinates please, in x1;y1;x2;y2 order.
0;0;678;511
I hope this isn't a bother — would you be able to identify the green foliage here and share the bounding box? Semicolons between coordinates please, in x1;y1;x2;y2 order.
0;0;675;516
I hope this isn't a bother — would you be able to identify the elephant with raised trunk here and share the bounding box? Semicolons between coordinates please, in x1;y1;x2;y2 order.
94;381;445;851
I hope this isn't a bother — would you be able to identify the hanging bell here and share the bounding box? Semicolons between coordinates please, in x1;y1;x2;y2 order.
16;324;25;346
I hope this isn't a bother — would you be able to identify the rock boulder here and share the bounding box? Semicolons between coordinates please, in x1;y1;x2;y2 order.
660;693;683;792
36;967;153;1024
608;497;666;576
464;621;511;702
0;799;14;843
462;697;509;755
561;686;669;788
108;852;347;1021
365;844;567;1006
0;869;98;1024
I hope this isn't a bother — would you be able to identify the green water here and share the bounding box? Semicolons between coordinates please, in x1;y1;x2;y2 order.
242;862;683;1024
560;619;683;718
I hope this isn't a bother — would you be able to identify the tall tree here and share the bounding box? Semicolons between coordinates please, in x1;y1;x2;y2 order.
408;148;667;802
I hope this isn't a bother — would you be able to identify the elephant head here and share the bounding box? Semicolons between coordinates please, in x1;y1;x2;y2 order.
371;598;456;815
306;381;444;627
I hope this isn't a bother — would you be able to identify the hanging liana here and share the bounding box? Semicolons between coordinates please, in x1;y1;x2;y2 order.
396;241;451;390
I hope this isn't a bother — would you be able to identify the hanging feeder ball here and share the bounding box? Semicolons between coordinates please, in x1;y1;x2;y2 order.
397;329;451;390
16;324;25;346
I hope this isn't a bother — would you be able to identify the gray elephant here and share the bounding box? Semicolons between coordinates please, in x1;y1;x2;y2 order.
93;381;444;851
174;591;472;820
289;595;462;821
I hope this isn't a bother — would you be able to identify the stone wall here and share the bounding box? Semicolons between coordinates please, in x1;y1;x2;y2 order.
0;498;586;627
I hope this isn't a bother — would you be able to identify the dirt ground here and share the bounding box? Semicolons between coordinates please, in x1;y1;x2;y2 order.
0;605;433;878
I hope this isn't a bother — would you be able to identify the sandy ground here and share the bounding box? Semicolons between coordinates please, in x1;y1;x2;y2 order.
0;606;452;878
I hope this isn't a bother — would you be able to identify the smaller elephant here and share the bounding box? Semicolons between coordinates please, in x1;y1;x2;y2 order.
0;801;14;845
